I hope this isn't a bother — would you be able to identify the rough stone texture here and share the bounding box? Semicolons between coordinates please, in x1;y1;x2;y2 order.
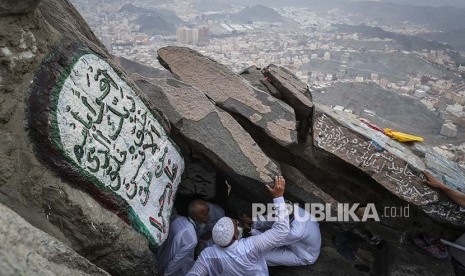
157;46;298;148
0;0;41;16
135;77;280;200
240;65;282;99
29;50;184;246
0;0;177;274
0;202;109;276
114;56;173;79
381;241;455;276
262;64;314;142
177;154;218;199
313;104;465;227
232;58;465;232
280;163;339;206
269;246;370;276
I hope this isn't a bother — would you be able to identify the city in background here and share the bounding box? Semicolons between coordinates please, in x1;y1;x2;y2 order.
72;0;465;167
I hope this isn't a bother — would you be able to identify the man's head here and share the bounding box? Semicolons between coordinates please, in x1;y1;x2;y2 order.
188;199;210;224
212;217;239;247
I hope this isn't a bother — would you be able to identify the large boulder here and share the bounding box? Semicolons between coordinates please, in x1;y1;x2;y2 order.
114;56;173;79
157;46;465;229
157;46;299;148
0;202;109;276
0;0;184;274
240;65;282;99
262;64;314;142
135;77;280;200
312;105;465;227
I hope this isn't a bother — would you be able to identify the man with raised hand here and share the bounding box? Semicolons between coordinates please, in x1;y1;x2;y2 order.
249;202;321;266
187;176;289;276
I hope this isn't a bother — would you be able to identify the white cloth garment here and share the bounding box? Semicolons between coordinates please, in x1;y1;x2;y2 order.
186;197;289;276
158;216;197;276
252;205;321;266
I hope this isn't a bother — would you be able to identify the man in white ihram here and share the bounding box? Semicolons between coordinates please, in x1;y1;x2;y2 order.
187;176;289;276
157;214;197;276
188;199;225;246
250;203;321;266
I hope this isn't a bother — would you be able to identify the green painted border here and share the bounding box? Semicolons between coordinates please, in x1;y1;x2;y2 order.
48;50;181;246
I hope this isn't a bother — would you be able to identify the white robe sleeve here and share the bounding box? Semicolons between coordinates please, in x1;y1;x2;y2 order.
186;252;209;276
164;229;197;276
246;197;289;258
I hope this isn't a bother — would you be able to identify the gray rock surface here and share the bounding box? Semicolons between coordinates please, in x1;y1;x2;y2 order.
0;0;174;274
115;56;173;79
240;65;282;99
280;163;339;206
0;0;41;15
381;241;455;276
135;77;280;199
0;202;109;276
262;64;314;142
313;104;465;227
157;46;298;148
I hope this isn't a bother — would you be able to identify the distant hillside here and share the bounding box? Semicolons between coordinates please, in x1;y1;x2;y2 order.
313;82;443;139
119;3;152;14
227;1;465;32
230;5;283;23
194;1;233;12
334;24;452;52
343;2;465;32
421;29;465;53
119;4;184;36
379;0;465;8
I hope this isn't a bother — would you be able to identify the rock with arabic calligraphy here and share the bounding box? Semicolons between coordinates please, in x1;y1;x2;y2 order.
135;77;280;200
0;0;183;274
312;104;465;227
157;46;299;148
29;49;184;247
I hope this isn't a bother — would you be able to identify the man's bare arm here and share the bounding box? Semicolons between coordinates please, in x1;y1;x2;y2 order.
423;171;465;207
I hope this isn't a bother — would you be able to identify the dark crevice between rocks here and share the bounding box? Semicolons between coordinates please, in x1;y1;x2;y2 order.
168;127;271;205
215;103;386;206
260;67;313;144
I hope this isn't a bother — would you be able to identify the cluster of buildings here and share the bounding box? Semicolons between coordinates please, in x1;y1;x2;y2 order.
176;26;210;45
70;0;465;162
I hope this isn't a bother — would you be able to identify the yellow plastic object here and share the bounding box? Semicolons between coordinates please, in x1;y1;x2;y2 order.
383;128;424;143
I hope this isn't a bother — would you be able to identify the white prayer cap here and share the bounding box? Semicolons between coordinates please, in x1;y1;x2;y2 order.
212;217;235;247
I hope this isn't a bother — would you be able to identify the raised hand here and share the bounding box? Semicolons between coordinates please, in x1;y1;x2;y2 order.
266;176;285;198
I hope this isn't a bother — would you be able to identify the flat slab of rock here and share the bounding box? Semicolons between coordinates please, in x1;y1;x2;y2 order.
313;104;465;227
135;77;280;199
240;66;282;99
281;163;339;206
157;46;298;148
114;56;173;79
262;64;314;142
0;203;109;276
